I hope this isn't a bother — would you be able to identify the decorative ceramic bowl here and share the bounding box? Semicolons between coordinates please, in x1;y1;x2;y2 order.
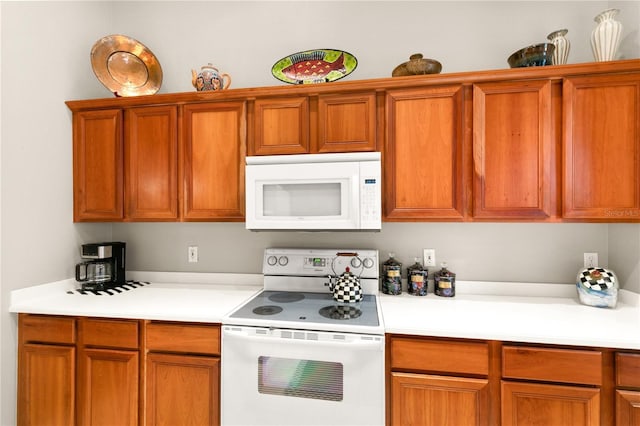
507;43;555;68
393;53;442;77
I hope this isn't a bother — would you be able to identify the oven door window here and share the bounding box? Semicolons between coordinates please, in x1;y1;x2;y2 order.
258;356;343;401
262;182;342;217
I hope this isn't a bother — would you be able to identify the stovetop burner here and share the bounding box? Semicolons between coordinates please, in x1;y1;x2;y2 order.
268;292;305;303
252;305;284;316
319;305;362;320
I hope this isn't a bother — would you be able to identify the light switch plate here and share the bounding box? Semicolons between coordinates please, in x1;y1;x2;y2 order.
188;246;199;263
423;249;436;267
584;252;598;268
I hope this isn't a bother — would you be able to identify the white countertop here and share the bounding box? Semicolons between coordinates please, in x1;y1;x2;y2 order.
9;271;262;323
381;282;640;350
9;273;640;350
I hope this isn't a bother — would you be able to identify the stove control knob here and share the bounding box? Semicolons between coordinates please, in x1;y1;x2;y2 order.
267;255;278;266
278;256;289;266
350;258;362;268
362;257;375;269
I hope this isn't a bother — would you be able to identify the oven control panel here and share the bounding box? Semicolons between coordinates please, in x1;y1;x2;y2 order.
263;248;379;279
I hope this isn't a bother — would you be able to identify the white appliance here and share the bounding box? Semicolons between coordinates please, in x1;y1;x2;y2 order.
221;248;384;426
245;152;382;231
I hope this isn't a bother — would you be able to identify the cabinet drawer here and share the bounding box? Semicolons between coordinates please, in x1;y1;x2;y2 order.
80;318;139;349
617;352;640;388
19;314;76;345
503;345;602;385
390;337;489;376
146;322;220;355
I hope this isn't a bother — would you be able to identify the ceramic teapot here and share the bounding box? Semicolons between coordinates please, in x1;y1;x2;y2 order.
326;266;363;303
191;63;231;91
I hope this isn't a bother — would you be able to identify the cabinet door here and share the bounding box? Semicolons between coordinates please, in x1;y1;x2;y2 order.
125;106;178;220
146;353;220;426
385;86;465;220
473;80;554;219
73;109;123;221
317;92;377;153
391;372;489;426
182;102;246;221
18;344;75;426
617;390;640;426
251;97;309;155
502;381;600;426
563;74;640;221
77;348;139;426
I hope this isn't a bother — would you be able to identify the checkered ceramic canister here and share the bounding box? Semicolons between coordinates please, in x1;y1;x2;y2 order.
576;267;618;308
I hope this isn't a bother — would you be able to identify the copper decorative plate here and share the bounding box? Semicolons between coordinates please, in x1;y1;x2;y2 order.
90;34;162;96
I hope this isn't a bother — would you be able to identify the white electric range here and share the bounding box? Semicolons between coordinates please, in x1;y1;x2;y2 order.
221;248;385;426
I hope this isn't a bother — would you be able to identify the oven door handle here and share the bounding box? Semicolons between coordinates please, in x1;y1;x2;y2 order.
223;327;384;350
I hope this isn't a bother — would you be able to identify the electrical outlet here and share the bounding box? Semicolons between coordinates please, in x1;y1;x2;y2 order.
423;249;436;267
584;252;598;268
188;246;199;263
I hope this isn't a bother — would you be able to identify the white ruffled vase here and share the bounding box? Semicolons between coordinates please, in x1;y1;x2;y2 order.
591;8;623;62
547;29;570;65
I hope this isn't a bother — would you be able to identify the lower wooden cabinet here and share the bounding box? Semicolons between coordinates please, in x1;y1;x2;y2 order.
388;335;494;426
77;348;139;426
617;391;640;426
502;381;601;426
18;314;76;426
146;353;219;426
18;343;76;426
17;314;221;426
501;345;606;426
388;336;640;426
76;318;140;426
616;353;640;426
391;372;489;426
145;321;221;426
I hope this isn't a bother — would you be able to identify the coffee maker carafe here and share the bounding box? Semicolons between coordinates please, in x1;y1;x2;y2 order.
76;242;126;291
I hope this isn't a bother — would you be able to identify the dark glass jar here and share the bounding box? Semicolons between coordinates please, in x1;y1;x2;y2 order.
382;253;402;295
407;258;428;296
434;262;456;297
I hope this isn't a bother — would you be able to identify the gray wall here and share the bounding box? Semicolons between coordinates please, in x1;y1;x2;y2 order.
0;2;115;423
2;1;639;425
115;222;611;285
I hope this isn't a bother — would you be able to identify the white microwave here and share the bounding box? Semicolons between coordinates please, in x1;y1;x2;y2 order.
245;152;381;231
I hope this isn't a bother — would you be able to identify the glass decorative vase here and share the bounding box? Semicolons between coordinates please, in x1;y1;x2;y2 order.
591;8;623;62
547;29;570;65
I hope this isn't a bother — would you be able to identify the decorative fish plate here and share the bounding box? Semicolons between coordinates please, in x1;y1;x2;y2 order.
271;49;358;84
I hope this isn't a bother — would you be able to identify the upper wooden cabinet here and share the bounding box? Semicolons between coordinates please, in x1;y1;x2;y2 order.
384;85;466;220
249;92;377;155
181;101;246;221
70;101;245;222
68;59;640;223
317;92;377;153
250;97;309;155
125;106;178;221
563;73;640;221
472;80;556;220
73;109;124;221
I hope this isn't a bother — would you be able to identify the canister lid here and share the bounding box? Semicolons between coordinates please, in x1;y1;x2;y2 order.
578;267;617;290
